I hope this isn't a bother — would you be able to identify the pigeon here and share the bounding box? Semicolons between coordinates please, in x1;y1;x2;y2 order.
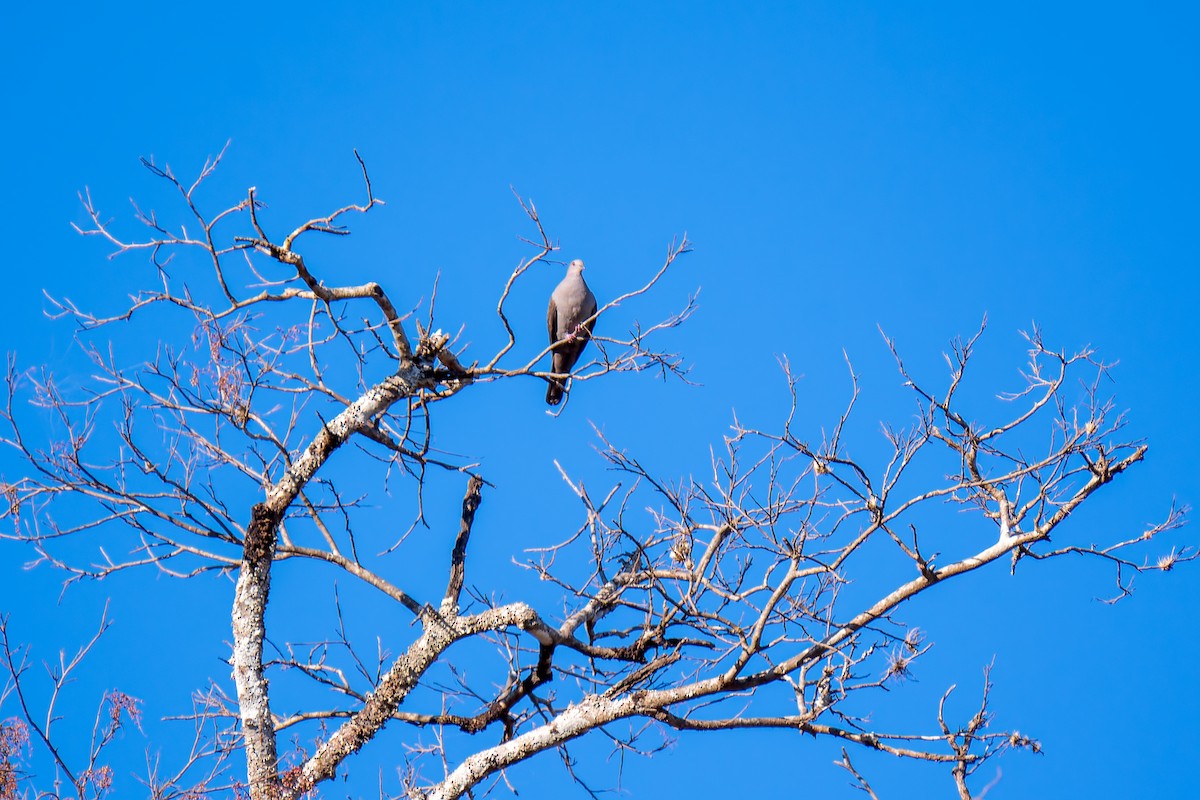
545;259;598;405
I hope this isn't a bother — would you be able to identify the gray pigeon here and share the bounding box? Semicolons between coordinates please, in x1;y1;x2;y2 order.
545;259;598;405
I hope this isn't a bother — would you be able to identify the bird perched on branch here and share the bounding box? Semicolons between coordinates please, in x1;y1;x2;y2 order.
545;259;598;405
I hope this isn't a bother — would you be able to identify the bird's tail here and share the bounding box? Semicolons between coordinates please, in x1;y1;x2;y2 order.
545;379;565;405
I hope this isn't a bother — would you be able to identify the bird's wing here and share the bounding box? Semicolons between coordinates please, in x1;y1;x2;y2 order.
547;294;559;346
580;289;598;338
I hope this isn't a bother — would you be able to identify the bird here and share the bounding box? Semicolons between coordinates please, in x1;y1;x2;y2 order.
545;259;598;405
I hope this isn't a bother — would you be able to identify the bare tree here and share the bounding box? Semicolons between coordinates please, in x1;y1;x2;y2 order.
0;147;1188;800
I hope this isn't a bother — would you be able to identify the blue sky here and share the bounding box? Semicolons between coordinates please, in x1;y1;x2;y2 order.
1;3;1197;798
